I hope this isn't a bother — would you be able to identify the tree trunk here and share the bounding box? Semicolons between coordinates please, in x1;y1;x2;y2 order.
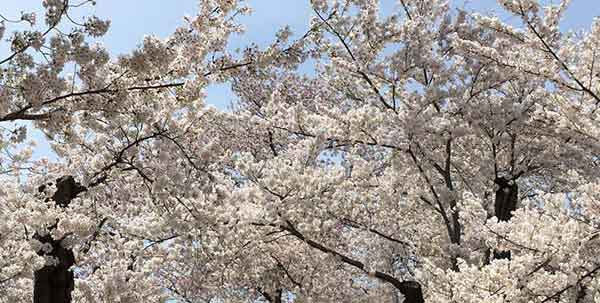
398;281;425;303
33;176;86;303
259;288;283;303
492;176;518;260
274;289;283;303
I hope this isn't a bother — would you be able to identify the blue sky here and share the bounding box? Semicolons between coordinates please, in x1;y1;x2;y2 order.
0;0;598;161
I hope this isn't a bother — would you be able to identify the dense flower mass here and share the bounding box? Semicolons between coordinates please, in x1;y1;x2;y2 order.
0;0;599;302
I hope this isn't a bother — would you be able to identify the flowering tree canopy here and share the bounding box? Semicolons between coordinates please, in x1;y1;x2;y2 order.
0;0;599;302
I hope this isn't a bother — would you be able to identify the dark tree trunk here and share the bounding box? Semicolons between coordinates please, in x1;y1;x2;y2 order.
494;177;518;222
396;281;424;303
274;289;283;303
34;176;86;303
492;176;518;260
33;235;76;303
259;288;283;303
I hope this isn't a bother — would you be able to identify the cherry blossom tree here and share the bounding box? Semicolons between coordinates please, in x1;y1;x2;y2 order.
0;0;599;303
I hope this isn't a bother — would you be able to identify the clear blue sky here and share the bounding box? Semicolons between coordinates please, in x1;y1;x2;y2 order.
0;0;598;161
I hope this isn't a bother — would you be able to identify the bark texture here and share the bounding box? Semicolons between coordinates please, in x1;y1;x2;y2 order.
33;176;86;303
492;176;519;260
399;281;425;303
